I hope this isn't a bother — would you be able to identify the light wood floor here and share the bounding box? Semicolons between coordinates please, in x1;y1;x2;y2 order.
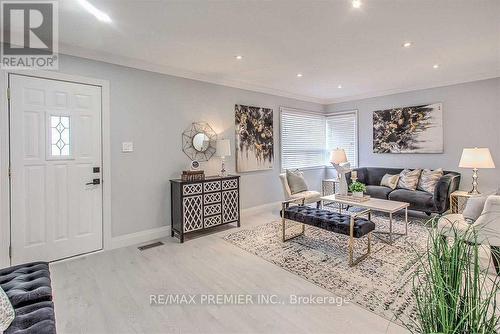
51;210;410;334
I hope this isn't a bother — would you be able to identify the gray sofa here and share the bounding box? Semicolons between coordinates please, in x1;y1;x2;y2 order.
347;167;461;214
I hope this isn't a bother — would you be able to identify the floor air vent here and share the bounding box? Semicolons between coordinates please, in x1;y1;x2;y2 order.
138;241;164;251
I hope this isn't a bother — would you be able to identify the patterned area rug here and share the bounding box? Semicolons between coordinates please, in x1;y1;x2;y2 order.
223;210;431;326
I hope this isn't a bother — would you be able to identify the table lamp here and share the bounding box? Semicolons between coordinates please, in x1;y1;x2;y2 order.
216;139;231;177
330;148;350;195
459;147;495;194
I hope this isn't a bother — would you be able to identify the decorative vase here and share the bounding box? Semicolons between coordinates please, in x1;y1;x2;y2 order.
353;191;363;198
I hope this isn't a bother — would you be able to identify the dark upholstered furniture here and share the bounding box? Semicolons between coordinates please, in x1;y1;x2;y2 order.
0;262;56;334
282;206;375;238
347;167;461;214
281;199;375;266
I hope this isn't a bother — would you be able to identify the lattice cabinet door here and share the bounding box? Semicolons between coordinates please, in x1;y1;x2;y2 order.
222;179;238;190
183;195;203;232
204;181;221;193
204;215;222;228
183;183;203;196
222;189;239;223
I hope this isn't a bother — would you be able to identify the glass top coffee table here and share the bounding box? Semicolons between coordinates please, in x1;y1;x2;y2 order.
320;194;410;244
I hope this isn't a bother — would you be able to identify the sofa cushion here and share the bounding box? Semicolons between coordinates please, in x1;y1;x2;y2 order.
286;169;308;195
463;194;488;222
364;168;404;186
282;206;375;238
437;214;470;235
365;185;392;199
4;301;56;334
380;174;399;190
0;262;52;308
418;168;443;193
389;189;434;210
397;169;422;191
289;190;321;204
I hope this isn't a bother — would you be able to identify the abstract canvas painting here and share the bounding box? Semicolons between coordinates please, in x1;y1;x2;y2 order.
235;104;274;172
373;103;443;153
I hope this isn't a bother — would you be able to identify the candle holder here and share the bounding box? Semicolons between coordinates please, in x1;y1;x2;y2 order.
351;171;358;183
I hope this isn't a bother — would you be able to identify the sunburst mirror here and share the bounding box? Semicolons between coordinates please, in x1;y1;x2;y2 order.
182;122;217;162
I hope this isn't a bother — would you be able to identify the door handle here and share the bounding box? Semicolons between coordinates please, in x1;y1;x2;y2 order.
86;178;100;185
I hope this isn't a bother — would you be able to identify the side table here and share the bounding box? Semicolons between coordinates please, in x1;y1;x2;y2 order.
450;190;474;214
322;179;340;196
322;179;341;209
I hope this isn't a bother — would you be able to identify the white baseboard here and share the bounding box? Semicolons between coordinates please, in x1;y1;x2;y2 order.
108;202;282;251
110;225;170;250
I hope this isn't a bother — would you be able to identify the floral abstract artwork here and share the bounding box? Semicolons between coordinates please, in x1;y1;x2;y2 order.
235;104;274;172
373;103;443;153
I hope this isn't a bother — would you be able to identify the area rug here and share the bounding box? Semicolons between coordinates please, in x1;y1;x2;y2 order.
223;210;432;327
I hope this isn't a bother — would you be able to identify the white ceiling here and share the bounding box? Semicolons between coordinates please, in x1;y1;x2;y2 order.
55;1;500;103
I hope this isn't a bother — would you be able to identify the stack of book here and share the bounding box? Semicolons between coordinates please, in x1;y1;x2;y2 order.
181;170;205;181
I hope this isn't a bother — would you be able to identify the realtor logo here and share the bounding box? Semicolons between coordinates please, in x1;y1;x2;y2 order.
1;1;58;69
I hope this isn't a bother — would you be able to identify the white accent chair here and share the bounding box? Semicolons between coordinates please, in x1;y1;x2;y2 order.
437;195;500;275
279;173;321;208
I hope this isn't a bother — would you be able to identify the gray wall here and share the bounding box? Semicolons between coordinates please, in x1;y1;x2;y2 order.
23;55;499;239
326;78;500;193
57;55;324;237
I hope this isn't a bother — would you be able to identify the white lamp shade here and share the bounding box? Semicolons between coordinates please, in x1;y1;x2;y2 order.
330;148;347;164
459;148;495;169
216;139;231;157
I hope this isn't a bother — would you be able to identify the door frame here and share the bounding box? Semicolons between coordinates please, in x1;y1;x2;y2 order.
0;69;111;267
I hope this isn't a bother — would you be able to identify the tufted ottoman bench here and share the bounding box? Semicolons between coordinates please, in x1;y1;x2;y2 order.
281;198;375;266
0;262;56;334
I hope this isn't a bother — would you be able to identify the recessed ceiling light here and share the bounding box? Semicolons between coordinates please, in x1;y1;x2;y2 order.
352;0;362;8
235;55;243;60
433;64;440;69
77;0;112;23
337;84;342;89
402;41;413;48
296;73;303;78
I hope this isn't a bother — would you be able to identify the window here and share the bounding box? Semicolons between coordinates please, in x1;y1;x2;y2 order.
280;108;358;170
50;115;71;156
326;112;358;167
281;109;325;170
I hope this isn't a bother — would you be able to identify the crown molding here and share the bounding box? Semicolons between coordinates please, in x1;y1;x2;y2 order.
59;43;499;107
58;43;325;104
322;71;500;105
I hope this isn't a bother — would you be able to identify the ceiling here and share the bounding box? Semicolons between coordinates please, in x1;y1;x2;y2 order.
54;1;500;103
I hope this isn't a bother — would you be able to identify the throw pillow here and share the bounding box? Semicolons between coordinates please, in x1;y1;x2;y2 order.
0;285;14;331
380;174;399;190
417;168;444;193
286;169;308;195
463;194;489;222
397;169;422;191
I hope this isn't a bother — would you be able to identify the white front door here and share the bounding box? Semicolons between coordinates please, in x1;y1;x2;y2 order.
9;74;103;264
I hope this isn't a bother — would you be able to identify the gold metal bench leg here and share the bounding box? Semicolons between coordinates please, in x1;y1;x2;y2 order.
348;215;372;267
282;214;286;242
281;202;305;242
281;219;305;242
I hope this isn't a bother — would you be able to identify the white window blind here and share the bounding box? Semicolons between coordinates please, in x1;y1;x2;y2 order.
326;112;358;167
281;109;326;170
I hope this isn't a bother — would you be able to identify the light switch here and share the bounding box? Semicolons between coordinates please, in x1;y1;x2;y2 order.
122;142;134;152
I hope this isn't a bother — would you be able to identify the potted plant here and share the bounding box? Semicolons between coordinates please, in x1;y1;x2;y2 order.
404;219;500;333
349;181;366;197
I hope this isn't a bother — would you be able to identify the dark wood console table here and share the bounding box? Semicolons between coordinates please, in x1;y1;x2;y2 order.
170;175;240;242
